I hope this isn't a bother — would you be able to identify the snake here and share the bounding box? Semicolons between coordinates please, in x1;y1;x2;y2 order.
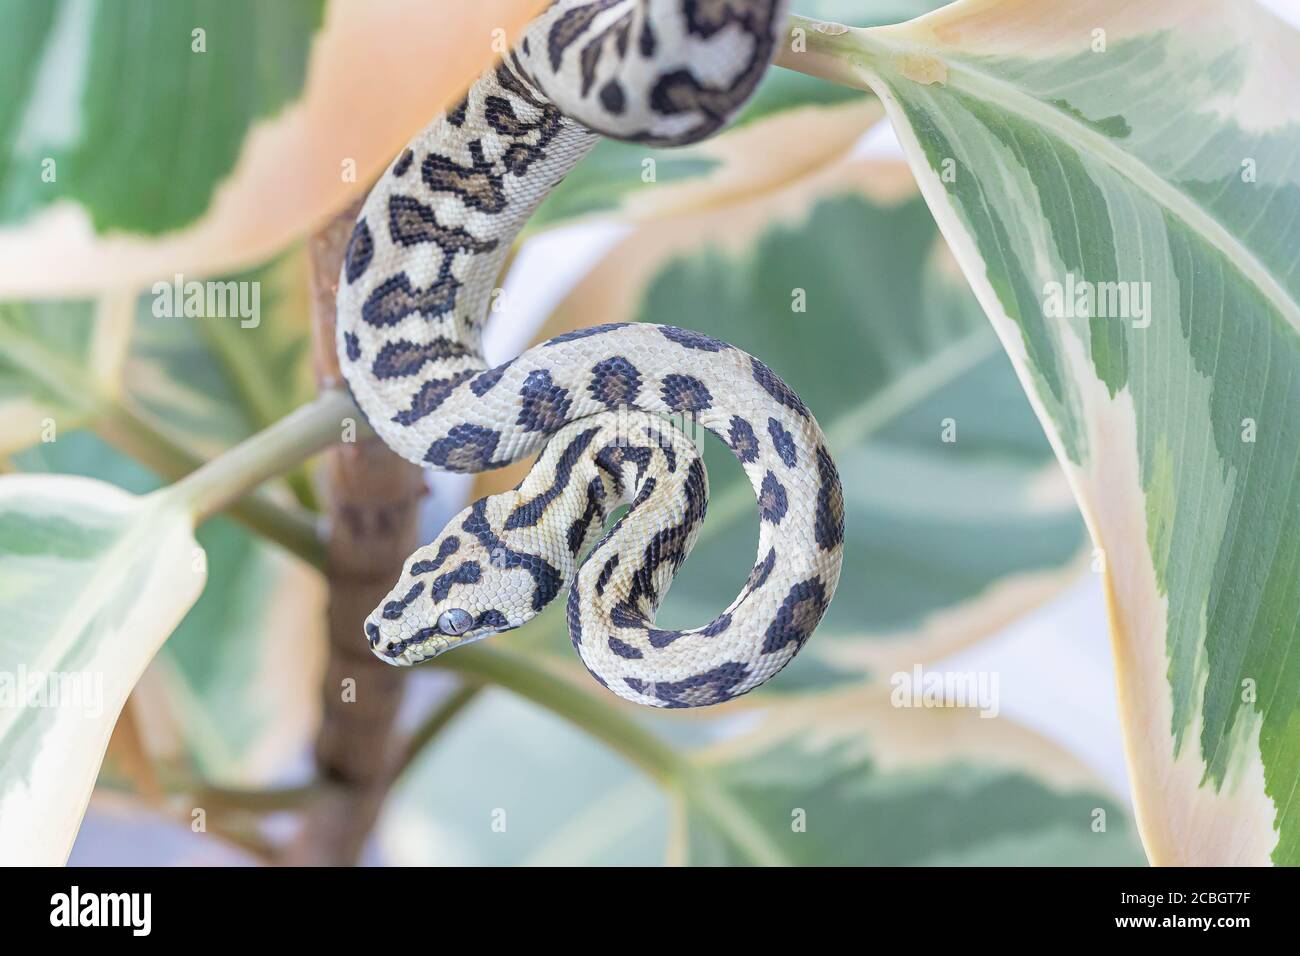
335;0;844;708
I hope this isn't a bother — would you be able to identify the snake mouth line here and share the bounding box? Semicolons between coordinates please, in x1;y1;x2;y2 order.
367;621;454;666
371;622;514;666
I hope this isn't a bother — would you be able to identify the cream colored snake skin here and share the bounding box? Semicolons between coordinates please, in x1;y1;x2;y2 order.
336;0;845;708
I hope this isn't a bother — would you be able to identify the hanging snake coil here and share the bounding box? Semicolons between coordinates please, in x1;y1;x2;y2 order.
336;0;844;708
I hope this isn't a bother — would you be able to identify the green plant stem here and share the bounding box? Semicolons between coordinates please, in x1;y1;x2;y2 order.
774;15;877;91
433;646;685;786
197;319;321;513
432;645;788;864
391;683;484;783
164;388;354;526
191;782;325;813
99;402;325;570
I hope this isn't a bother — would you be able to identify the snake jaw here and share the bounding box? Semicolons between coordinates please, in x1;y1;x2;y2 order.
367;606;520;666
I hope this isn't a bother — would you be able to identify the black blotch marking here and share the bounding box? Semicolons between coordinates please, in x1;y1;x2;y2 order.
768;417;797;468
763;578;829;654
638;17;656;57
646;613;731;650
422;141;508;213
343;331;361;362
361;271;460;327
595;554;619;596
659;325;729;352
544;322;630;346
595;443;653;494
476;609;511;630
608;635;643;659
344;219;373;284
751;356;809;419
653;661;749;708
429;560;482;604
567;585;583;648
470;360;513;397
463;499;562;611
727;416;758;463
391;370;477;426
381;580;427;620
392;149;414;177
744;547;776;596
814;445;845;550
411;536;460;576
371;337;470;380
567;477;607;555
425;423;503;472
388;194;499;254
759;471;788;524
651;431;677;473
660;373;711;412
588;355;641;409
447;96;469;127
599;79;626;114
517;368;573;432
505;427;600;530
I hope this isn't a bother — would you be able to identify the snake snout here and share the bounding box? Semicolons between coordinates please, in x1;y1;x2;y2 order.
364;614;450;666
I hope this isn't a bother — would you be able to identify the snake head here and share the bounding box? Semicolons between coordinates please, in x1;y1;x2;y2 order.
363;503;530;666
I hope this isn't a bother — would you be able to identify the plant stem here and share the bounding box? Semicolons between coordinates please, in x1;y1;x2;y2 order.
391;683;483;783
99;402;326;569
197;317;321;513
163;388;355;525
433;646;685;787
775;15;877;91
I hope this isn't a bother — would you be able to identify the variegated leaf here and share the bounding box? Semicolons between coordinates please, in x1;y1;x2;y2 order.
790;0;1300;863
0;0;549;295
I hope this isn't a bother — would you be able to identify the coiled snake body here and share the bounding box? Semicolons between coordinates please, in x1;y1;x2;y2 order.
337;0;844;708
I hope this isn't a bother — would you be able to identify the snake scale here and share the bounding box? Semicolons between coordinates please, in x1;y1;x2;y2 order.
336;0;844;708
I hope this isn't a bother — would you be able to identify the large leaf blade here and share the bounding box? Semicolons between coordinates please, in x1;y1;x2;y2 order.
0;475;204;864
813;0;1300;862
0;0;550;295
380;679;1145;866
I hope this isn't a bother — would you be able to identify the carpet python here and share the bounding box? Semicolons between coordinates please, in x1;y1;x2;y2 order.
336;0;844;708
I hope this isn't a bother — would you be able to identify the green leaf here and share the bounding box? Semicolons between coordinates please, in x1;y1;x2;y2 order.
127;250;316;454
0;474;204;864
802;0;1300;862
1;250;317;513
14;432;325;785
381;679;1145;866
0;389;348;860
540;169;1087;688
0;297;132;455
531;91;884;232
0;0;325;233
682;694;1145;865
0;0;552;295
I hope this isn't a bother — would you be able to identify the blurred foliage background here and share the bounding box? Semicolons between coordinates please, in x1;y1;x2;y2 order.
0;0;1147;865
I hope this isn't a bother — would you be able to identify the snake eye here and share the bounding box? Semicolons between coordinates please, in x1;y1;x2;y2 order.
438;608;474;636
